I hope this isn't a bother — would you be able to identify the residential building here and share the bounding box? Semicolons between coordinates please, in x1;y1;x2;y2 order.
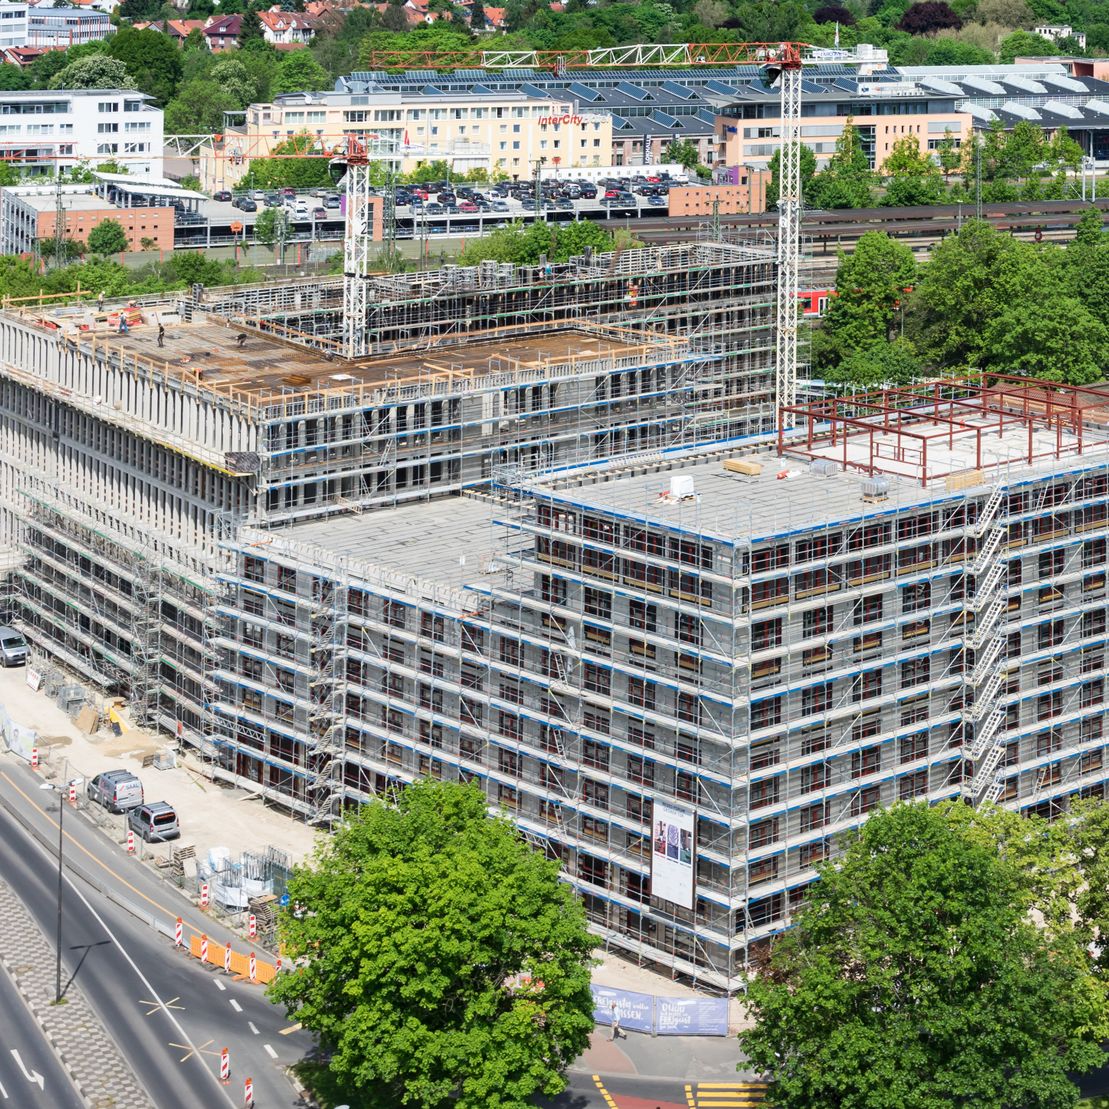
669;177;770;217
0;3;27;48
0;182;174;255
203;13;240;51
1033;24;1087;50
258;10;319;46
133;18;207;42
0;90;163;176
200;89;612;190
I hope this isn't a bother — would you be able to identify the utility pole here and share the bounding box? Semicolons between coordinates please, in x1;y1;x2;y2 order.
711;196;721;242
975;134;983;221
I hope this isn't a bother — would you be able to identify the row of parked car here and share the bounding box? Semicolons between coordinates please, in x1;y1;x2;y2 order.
214;186;343;218
86;769;180;842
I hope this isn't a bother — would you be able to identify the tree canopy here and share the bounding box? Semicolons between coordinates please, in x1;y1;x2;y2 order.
49;55;135;91
268;780;596;1109
87;220;130;256
458;220;627;266
808;120;876;209
881;134;944;206
740;802;1108;1109
106;26;182;105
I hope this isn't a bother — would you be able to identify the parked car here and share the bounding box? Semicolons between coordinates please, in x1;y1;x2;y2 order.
578;184;598;199
233;196;257;212
264;192;282;207
280;187;296;197
324;194;342;209
424;202;445;215
312;207;328;219
213;190;232;202
128;801;180;843
458;200;478;213
0;625;26;667
647;194;667;206
87;770;144;813
491;200;509;212
251;190;266;201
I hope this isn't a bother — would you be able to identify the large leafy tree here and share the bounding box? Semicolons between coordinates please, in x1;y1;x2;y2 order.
999;28;1054;61
881;134;944;206
808;119;876;209
821;231;916;362
896;0;962;32
48;55;135;90
271;49;331;95
164;79;240;134
906;219;1045;370
740;803;1107;1109
87;219;130;256
106;27;183;105
981;292;1108;384
238;134;333;189
268;780;597;1109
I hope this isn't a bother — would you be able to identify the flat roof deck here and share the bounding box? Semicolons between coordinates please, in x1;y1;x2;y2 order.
23;302;672;409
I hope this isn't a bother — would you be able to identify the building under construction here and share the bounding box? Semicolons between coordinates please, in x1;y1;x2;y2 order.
0;238;774;744
211;375;1109;989
7;235;1109;988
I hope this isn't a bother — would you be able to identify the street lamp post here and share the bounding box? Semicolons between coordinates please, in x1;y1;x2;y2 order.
39;780;65;1003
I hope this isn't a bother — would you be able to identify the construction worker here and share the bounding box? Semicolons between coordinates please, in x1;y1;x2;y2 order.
157;323;165;348
96;290;105;312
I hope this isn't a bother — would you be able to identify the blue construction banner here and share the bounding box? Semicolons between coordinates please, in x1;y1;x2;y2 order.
590;985;729;1036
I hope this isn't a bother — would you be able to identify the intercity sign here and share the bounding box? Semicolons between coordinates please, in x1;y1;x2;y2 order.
538;113;608;126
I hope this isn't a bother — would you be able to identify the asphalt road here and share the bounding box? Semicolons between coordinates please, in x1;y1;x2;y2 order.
0;960;84;1108
0;766;314;1109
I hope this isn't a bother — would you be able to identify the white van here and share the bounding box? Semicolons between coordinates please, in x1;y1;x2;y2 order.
87;770;144;813
128;802;179;842
0;626;27;667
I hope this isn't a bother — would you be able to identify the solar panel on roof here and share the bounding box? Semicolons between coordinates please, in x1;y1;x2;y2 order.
568;82;601;101
616;82;651;101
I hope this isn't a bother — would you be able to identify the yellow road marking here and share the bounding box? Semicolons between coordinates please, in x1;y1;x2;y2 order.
592;1075;618;1108
278;1022;302;1035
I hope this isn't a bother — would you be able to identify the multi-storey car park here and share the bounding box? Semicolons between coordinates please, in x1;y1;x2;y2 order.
5;241;1109;991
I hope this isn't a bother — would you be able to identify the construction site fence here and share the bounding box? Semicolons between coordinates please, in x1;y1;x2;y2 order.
591;984;729;1036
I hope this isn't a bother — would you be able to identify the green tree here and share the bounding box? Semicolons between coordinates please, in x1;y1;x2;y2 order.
1074;206;1104;246
210;58;259;106
106;26;182;105
825;338;923;388
271;49;331;95
666;138;700;172
907;219;1046;369
38;237;85;263
1048;126;1083;176
999;27;1054;61
981;291;1108;384
0;63;28;90
881;134;944;206
999;119;1044;184
740;803;1107;1109
87;219;130;256
765;143;816;209
808;119;876;209
48;55;136;90
936;129;962;183
822;231;916;363
164;81;236;134
268;780;597;1109
238;8;265;46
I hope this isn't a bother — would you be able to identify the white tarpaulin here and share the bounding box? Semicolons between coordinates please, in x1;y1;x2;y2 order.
651;800;695;909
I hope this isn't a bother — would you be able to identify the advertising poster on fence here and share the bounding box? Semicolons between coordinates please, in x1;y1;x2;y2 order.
591;985;654;1034
655;996;730;1036
651;800;695;909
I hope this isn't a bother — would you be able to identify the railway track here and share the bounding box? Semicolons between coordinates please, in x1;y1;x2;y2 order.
633;198;1107;255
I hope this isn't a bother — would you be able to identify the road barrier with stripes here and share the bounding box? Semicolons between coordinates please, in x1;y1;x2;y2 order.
189;934;276;985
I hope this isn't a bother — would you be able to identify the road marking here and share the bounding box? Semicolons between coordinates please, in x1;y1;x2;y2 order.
688;1082;768;1108
229;999;242;1013
54;878;238;1109
168;1039;216;1065
142;996;184;1016
277;1023;301;1036
0;1075;7;1098
215;980;226;992
592;1074;618;1109
263;1044;278;1060
247;1022;259;1036
10;1050;44;1090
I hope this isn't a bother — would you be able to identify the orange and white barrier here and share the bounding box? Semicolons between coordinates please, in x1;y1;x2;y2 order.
220;1047;230;1084
200;934;209;963
174;917;183;948
199;882;209;908
247;913;256;940
224;940;232;975
126;829;135;854
248;951;256;982
244;1076;254;1106
31;746;38;769
186;934;276;985
67;781;76;804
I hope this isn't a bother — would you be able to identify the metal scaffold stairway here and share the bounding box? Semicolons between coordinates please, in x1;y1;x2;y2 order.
962;486;1008;805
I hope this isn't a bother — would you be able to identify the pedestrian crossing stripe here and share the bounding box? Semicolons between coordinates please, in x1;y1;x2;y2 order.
685;1081;768;1108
